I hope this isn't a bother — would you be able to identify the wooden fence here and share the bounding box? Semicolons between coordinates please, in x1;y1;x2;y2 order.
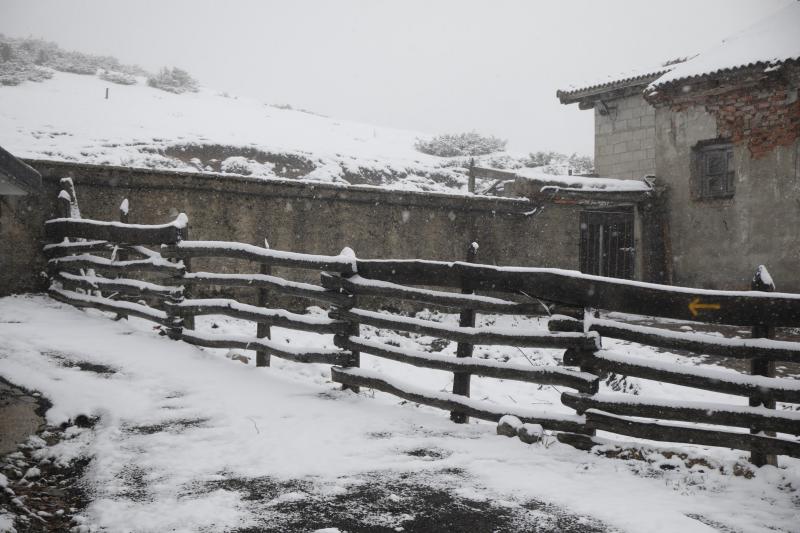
43;182;800;466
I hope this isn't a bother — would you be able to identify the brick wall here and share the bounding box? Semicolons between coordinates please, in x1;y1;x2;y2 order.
594;93;656;179
646;63;800;159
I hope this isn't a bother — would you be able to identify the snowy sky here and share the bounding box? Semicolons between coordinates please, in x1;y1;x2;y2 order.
0;0;792;155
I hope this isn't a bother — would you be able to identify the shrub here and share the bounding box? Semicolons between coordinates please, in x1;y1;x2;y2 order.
0;43;12;62
415;132;507;157
147;67;198;94
0;60;52;86
220;156;253;175
99;70;137;85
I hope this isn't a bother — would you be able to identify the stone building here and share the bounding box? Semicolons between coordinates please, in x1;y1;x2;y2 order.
554;3;800;291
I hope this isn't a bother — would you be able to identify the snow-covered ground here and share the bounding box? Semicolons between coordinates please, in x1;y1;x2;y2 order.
1;295;798;532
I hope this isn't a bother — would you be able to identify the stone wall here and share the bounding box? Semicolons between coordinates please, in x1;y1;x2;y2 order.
0;160;583;298
651;68;800;292
594;93;657;179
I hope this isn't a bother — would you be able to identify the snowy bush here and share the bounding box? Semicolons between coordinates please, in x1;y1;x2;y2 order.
0;42;12;62
415;132;507;157
0;60;52;86
524;151;594;175
220;156;253;175
147;67;199;94
0;35;148;87
99;70;137;85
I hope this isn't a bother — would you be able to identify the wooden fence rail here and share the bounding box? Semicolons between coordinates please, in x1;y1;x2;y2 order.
43;182;800;466
356;260;800;327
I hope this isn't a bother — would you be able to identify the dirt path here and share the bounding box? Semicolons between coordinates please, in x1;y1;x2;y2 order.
0;380;44;456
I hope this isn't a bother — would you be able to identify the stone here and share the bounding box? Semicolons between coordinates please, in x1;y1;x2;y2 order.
517;424;544;444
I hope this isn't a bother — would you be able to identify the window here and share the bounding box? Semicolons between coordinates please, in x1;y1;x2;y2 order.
694;142;735;199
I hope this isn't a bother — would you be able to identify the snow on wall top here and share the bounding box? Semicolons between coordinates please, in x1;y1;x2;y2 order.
650;3;800;89
513;167;651;192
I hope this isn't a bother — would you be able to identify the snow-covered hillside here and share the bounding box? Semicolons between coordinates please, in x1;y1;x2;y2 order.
0;70;480;192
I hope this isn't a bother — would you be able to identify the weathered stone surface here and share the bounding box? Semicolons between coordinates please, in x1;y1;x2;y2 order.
648;63;800;292
1;160;583;299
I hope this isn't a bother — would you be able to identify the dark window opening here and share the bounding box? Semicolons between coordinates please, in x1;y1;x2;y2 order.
694;142;735;199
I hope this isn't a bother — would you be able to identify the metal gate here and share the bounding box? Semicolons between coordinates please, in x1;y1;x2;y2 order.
579;208;634;279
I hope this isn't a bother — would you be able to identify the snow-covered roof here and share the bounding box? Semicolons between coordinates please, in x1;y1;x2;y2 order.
556;61;684;105
650;3;800;88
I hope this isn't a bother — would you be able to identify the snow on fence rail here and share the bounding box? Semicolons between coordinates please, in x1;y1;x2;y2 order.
44;214;187;245
355;259;800;327
161;240;356;273
42;182;800;466
547;266;800;466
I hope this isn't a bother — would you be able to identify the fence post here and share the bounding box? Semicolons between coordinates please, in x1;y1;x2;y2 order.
164;215;189;340
467;158;476;193
750;265;777;467
114;198;130;321
336;247;360;392
56;187;72;219
450;241;478;423
180;220;195;332
256;239;272;367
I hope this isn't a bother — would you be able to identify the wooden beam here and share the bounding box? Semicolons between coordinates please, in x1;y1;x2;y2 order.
185;272;350;306
330;308;601;350
586;350;800;403
168;298;348;335
180;330;351;365
586;409;800;458
44;216;186;245
331;366;587;433
320;273;542;314
562;392;800;435
339;336;598;393
161;241;355;273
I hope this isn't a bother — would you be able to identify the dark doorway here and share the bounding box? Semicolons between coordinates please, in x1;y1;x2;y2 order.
579;207;635;279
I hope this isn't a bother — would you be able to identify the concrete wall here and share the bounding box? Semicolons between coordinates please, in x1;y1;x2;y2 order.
0;160;584;298
654;106;800;292
594;94;656;179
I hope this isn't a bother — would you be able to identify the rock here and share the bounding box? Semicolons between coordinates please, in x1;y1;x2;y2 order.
23;467;41;480
517;424;544;444
496;415;523;437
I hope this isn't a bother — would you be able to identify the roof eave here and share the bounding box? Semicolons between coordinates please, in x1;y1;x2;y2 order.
557;73;667;108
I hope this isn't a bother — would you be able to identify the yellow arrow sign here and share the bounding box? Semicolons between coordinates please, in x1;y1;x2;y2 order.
688;297;720;317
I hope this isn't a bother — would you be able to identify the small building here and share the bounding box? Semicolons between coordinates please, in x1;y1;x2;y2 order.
552;3;800;291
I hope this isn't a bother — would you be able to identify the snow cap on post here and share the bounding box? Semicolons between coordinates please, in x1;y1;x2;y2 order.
752;265;775;292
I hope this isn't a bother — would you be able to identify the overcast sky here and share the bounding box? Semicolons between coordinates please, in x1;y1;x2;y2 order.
1;0;792;155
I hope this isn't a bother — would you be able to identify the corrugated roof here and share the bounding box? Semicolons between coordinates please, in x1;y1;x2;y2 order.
650;3;800;89
557;59;688;104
